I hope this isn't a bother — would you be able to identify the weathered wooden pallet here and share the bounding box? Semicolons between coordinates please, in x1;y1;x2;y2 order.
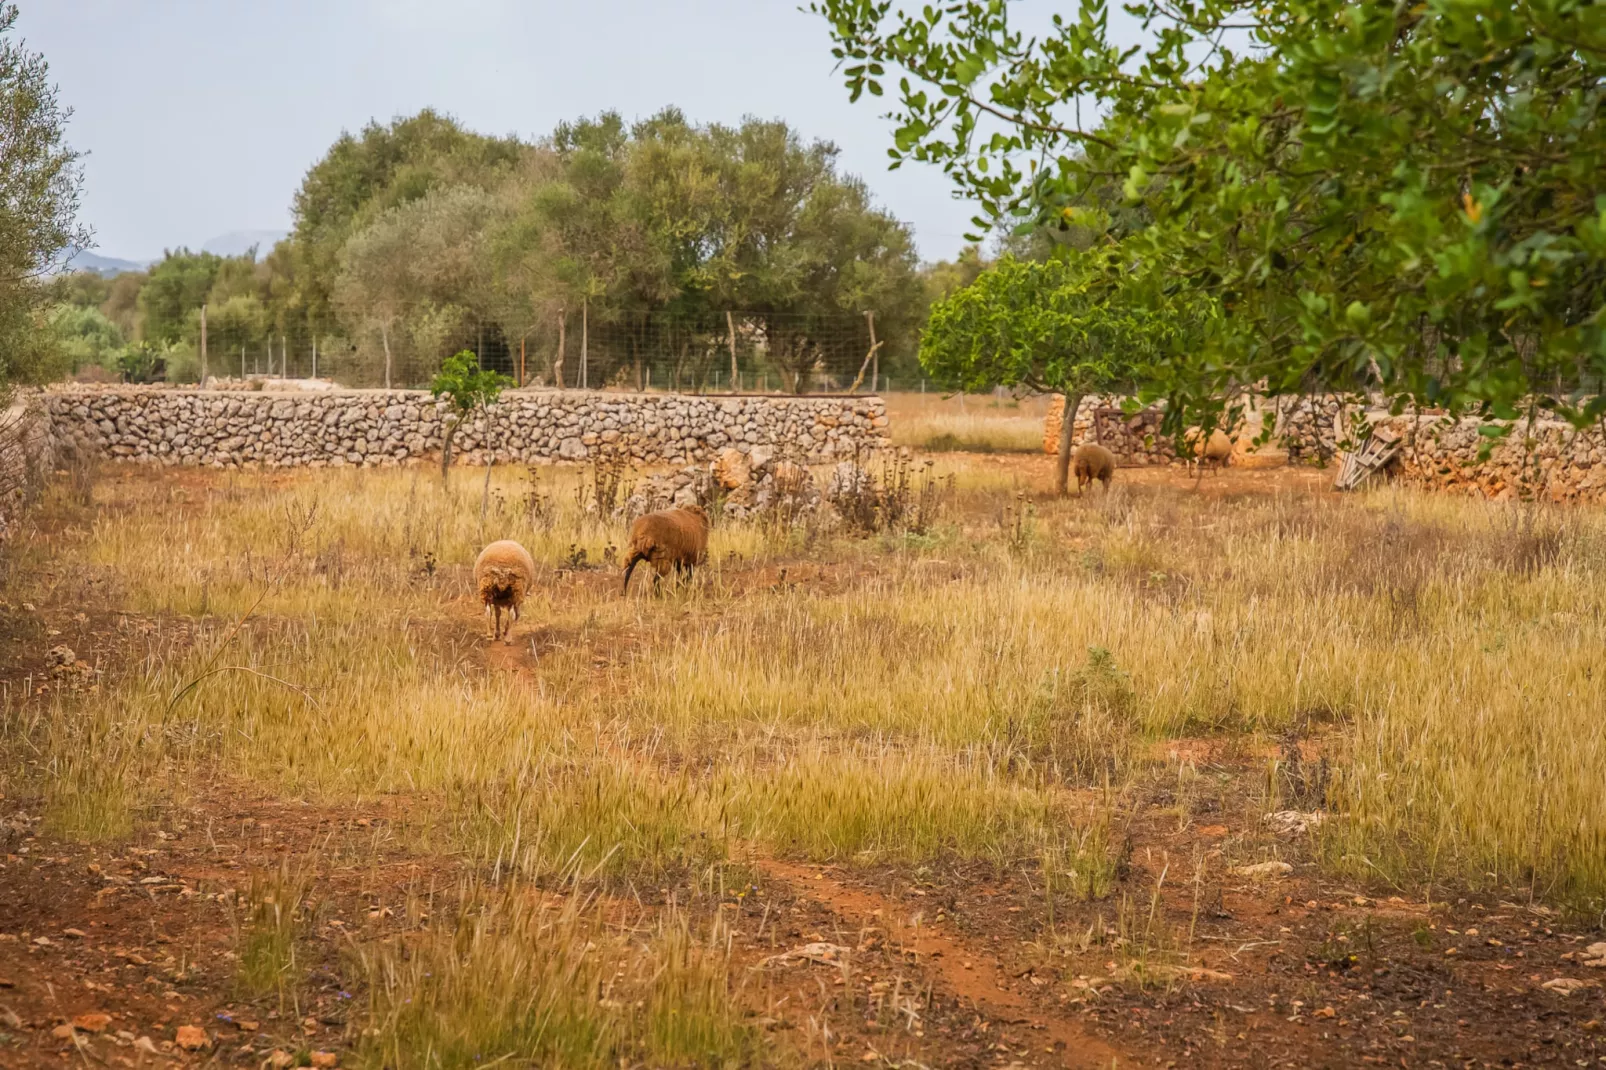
1335;429;1402;491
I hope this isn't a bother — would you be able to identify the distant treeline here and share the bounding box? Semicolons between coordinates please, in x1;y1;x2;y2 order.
51;109;985;391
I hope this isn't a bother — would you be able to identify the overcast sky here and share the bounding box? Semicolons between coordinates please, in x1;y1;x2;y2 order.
19;0;1022;265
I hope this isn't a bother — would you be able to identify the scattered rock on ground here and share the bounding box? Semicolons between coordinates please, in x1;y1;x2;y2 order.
712;447;752;490
759;942;853;969
71;1012;111;1033
1232;860;1294;880
174;1024;210;1050
1264;810;1326;835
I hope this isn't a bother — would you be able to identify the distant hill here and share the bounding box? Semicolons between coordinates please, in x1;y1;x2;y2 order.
201;230;289;258
62;250;152;278
56;229;291;278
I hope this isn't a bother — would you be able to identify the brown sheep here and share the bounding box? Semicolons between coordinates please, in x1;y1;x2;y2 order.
474;539;536;643
622;505;709;593
1186;427;1236;468
1072;443;1116;493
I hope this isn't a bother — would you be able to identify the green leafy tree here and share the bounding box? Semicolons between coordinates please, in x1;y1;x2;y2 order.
48;303;123;373
495;110;924;392
206;293;269;374
288;110;526;332
0;3;87;386
814;0;1606;433
717;117;922;392
921;244;987;305
100;271;145;338
335;184;507;386
430;349;512;484
46;270;111;311
923;255;1191;492
137;250;223;345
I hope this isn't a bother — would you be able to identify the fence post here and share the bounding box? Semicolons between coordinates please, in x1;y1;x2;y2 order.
199;304;207;384
312;336;318;381
555;308;567;389
865;310;878;395
581;297;589;390
727;310;739;393
380;322;393;390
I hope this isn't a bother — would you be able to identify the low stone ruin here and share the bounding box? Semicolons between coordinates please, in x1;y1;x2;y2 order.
621;445;832;524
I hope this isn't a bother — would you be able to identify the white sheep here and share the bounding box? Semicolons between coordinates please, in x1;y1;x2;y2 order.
473;540;536;643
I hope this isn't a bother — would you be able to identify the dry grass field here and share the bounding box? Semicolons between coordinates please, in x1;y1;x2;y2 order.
2;415;1606;1068
886;391;1052;453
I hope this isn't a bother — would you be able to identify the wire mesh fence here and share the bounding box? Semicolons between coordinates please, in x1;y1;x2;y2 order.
179;307;899;395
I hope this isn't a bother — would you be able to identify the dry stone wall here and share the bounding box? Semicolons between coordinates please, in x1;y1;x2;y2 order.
1380;413;1606;503
1042;393;1348;464
40;387;890;469
1040;390;1606;502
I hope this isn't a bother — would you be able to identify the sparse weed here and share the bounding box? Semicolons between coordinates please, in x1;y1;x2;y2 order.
232;860;318;1004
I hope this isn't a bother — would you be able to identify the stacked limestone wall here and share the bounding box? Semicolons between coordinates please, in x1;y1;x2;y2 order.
1381;414;1606;502
1040;395;1176;464
1038;390;1606;502
39;387;890;469
1042;393;1350;465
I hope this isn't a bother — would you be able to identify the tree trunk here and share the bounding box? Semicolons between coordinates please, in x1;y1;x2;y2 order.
441;416;457;485
554;310;566;389
1055;391;1085;496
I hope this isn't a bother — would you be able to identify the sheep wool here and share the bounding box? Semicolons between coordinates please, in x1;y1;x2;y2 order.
622;505;709;593
474;540;537;642
1073;443;1117;493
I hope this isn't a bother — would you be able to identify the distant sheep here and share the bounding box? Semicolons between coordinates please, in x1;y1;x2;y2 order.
1073;443;1116;493
474;540;536;643
1187;427;1236;468
622;505;709;593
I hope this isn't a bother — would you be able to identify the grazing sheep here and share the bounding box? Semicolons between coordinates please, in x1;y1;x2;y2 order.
474;540;536;643
1073;443;1116;493
622;505;709;593
1186;427;1236;469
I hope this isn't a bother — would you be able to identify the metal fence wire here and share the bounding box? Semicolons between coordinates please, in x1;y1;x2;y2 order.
185;308;890;394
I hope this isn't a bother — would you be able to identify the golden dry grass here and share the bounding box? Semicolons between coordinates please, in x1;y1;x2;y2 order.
885;390;1050;453
8;457;1606;921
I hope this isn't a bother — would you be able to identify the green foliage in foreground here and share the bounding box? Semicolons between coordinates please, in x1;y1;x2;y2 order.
0;2;86;387
921;254;1199;488
431;350;513;477
921;255;1188;399
814;0;1606;431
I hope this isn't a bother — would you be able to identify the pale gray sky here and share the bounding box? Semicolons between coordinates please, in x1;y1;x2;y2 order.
21;0;1010;264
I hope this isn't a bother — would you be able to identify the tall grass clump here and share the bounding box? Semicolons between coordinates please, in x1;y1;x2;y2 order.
232;861;319;1005
737;745;1073;864
354;881;761;1070
447;756;731;886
